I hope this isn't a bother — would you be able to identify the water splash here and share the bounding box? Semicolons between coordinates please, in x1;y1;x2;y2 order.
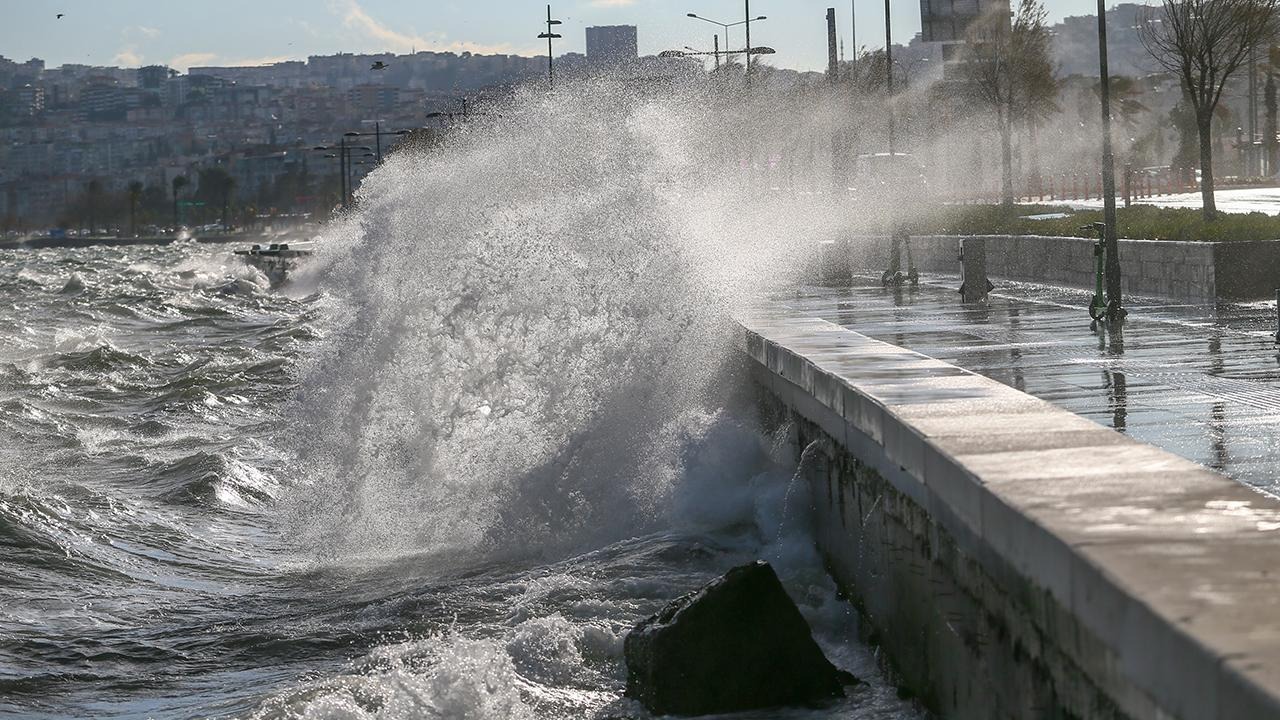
281;79;861;566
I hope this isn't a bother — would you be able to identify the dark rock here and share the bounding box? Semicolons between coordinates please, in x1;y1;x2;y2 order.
624;560;857;716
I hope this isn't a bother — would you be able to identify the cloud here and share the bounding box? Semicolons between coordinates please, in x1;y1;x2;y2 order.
169;52;218;71
221;55;295;67
114;47;143;66
333;0;524;55
137;26;161;39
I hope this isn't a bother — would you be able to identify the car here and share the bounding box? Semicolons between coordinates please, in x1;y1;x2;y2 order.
849;152;929;204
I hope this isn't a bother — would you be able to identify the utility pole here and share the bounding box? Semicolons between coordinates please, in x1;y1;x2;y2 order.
745;0;753;83
715;34;721;71
851;0;856;73
538;5;563;88
1250;48;1259;176
885;0;895;155
339;136;348;210
827;8;839;82
1097;0;1123;318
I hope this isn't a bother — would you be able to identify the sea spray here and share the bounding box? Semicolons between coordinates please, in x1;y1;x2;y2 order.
280;78;861;567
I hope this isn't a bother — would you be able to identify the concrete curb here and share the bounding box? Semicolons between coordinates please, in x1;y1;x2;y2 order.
741;309;1280;719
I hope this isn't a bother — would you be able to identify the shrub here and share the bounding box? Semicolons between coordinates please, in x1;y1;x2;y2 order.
907;204;1280;243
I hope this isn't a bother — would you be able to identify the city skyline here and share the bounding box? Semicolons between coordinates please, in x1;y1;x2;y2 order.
4;0;1146;73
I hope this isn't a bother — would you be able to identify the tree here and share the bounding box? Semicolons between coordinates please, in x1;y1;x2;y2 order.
1096;75;1150;133
1139;0;1280;220
85;179;102;235
172;175;188;228
127;180;143;237
1170;94;1201;183
196;166;236;231
963;0;1058;207
1267;51;1278;172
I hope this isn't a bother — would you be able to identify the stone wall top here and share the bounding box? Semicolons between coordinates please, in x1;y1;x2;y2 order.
740;308;1280;719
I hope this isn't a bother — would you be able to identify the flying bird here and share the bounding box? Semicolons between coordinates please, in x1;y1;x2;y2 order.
57;13;65;19
370;61;388;71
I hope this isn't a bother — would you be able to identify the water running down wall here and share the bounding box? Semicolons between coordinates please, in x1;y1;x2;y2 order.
743;309;1280;719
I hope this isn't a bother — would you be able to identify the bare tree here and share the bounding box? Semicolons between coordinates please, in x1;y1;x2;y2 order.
1139;0;1280;220
963;0;1058;207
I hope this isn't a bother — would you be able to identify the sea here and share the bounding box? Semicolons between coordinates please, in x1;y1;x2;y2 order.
0;79;924;719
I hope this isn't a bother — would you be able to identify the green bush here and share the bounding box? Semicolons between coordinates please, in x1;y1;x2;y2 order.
908;204;1280;243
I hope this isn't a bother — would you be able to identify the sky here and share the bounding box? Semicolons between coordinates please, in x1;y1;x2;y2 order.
1;1;1142;73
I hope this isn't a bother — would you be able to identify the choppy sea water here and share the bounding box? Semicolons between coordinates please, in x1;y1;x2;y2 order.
2;80;924;719
0;243;920;719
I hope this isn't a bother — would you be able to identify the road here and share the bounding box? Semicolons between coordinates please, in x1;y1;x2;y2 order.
1059;186;1280;215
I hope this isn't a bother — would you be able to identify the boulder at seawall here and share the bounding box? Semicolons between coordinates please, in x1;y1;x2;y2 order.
623;560;857;716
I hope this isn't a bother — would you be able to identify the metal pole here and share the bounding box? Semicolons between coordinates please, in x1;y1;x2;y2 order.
885;0;895;155
851;0;856;73
547;5;555;88
715;34;720;71
339;137;348;209
1097;0;1123;317
828;8;839;82
1251;48;1259;176
745;0;752;82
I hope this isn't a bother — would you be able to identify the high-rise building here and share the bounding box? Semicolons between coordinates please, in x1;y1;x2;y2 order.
585;26;639;65
919;0;1009;43
138;65;170;91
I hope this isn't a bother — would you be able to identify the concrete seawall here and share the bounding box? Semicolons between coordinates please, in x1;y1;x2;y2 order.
830;235;1280;301
742;309;1280;719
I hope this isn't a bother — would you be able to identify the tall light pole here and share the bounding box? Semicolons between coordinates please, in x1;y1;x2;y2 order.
851;0;857;73
1097;0;1123;319
538;5;563;88
345;127;411;165
745;0;753;81
687;12;767;69
885;0;895;155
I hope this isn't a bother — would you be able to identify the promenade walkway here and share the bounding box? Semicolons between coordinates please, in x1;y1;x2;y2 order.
779;275;1280;495
1063;186;1280;216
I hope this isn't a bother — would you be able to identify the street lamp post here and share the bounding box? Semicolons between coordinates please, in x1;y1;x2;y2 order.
687;11;766;69
538;5;563;88
344;126;411;165
1096;0;1124;320
311;141;347;209
885;0;895;155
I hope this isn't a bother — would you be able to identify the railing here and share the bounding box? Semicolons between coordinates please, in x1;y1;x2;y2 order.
939;169;1202;206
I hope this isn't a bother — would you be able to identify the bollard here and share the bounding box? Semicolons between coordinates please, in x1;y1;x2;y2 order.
959;237;991;303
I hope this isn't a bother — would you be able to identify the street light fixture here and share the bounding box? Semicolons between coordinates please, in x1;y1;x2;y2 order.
1096;0;1124;321
343;124;411;163
311;141;350;209
686;12;767;67
538;5;563;88
659;46;775;59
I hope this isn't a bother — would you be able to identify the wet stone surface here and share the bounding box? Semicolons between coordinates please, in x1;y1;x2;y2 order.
779;274;1280;495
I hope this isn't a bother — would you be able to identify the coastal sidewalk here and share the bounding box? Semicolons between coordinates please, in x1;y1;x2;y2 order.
774;275;1280;495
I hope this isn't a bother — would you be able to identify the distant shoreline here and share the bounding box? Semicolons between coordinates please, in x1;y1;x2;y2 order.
0;234;269;251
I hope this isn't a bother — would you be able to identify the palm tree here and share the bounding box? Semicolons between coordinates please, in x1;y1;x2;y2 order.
198;166;236;232
128;180;144;237
171;175;188;228
86;179;102;235
1095;75;1150;133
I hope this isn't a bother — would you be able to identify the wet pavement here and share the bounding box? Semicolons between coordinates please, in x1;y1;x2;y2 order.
780;275;1280;495
1057;186;1280;216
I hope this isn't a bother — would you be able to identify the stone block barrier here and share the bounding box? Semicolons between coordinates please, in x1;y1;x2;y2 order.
823;234;1280;302
742;309;1280;719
